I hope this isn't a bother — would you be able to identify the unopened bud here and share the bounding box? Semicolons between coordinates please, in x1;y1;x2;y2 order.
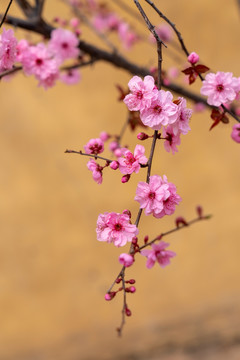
128;279;136;284
188;52;199;65
175;216;188;228
121;174;130;183
196;205;203;218
110;160;119;170
129;286;136;293
104;292;116;301
144;235;149;244
125;308;132;316
137;132;149;140
122;209;131;218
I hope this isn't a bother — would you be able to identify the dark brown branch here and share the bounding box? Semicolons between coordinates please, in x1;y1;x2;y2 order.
64;149;112;163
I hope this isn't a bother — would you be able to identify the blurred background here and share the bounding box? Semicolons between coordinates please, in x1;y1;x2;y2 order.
0;0;240;359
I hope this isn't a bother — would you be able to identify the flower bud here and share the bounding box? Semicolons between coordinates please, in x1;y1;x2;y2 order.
104;292;116;301
110;160;119;170
137;132;149;140
121;174;130;183
188;52;199;65
122;209;131;218
119;253;134;267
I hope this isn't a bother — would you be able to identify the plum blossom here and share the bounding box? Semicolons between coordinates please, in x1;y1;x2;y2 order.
0;27;17;71
200;71;238;106
162;126;181;154
173;97;192;135
92;12;120;32
60;68;81;85
48;28;80;62
123;75;158;112
16;39;29;62
119;253;134;267
21;43;58;79
118;22;138;50
149;24;173;43
118;144;148;175
140;90;178;130
231;124;240;143
135;175;181;218
84;138;104;155
141;241;176;269
87;159;103;184
96;212;139;247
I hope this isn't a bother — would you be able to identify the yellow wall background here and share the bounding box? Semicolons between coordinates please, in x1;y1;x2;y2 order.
0;1;240;359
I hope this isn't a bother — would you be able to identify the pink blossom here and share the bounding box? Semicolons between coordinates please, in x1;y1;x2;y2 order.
141;241;176;269
173;97;192;135
109;140;119;152
92;12;120;32
135;175;181;218
84;138;104;155
193;102;206;113
96;212;139;247
87;159;103;184
49;28;80;62
60;68;81;85
187;52;199;65
149;24;173;43
231;124;240;143
118;22;138;50
99;131;109;142
123;75;158;112
118;145;148;175
16;39;29;62
21;43;58;80
38;69;59;89
119;253;134;267
162;126;181;154
0;27;17;71
200;72;237;106
70;17;80;29
140;90;178;130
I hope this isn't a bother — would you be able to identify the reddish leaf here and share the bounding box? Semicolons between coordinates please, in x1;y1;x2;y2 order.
189;71;198;84
195;64;210;74
116;84;127;101
209;119;221;131
211;109;221;121
182;66;194;75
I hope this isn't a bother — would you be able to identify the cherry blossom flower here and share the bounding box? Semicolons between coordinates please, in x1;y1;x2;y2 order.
231;124;240;143
135;175;181;218
92;12;120;32
16;39;29;62
173;97;192;135
0;27;17;71
21;43;58;80
96;212;139;247
123;75;158;112
141;241;176;269
60;68;81;85
140;90;178;130
119;253;134;267
84;138;104;155
200;71;237;106
118;144;148;175
87;159;103;184
49;28;80;62
162;126;181;154
118;22;138;50
38;69;60;89
149;24;173;43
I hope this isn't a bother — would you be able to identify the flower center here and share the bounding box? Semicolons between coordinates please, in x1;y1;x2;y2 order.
153;105;162;114
216;84;224;92
148;191;155;200
114;223;122;231
136;91;143;99
62;42;69;49
36;58;43;66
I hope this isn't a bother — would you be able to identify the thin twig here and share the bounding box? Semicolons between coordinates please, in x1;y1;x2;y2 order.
0;0;13;28
64;149;112;163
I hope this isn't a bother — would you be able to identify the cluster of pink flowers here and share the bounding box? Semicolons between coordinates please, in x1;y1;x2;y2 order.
117;145;148;175
141;241;176;269
96;211;139;247
92;11;138;49
201;71;240;107
135;175;181;219
0;27;81;89
84;138;104;155
124;76;192;154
